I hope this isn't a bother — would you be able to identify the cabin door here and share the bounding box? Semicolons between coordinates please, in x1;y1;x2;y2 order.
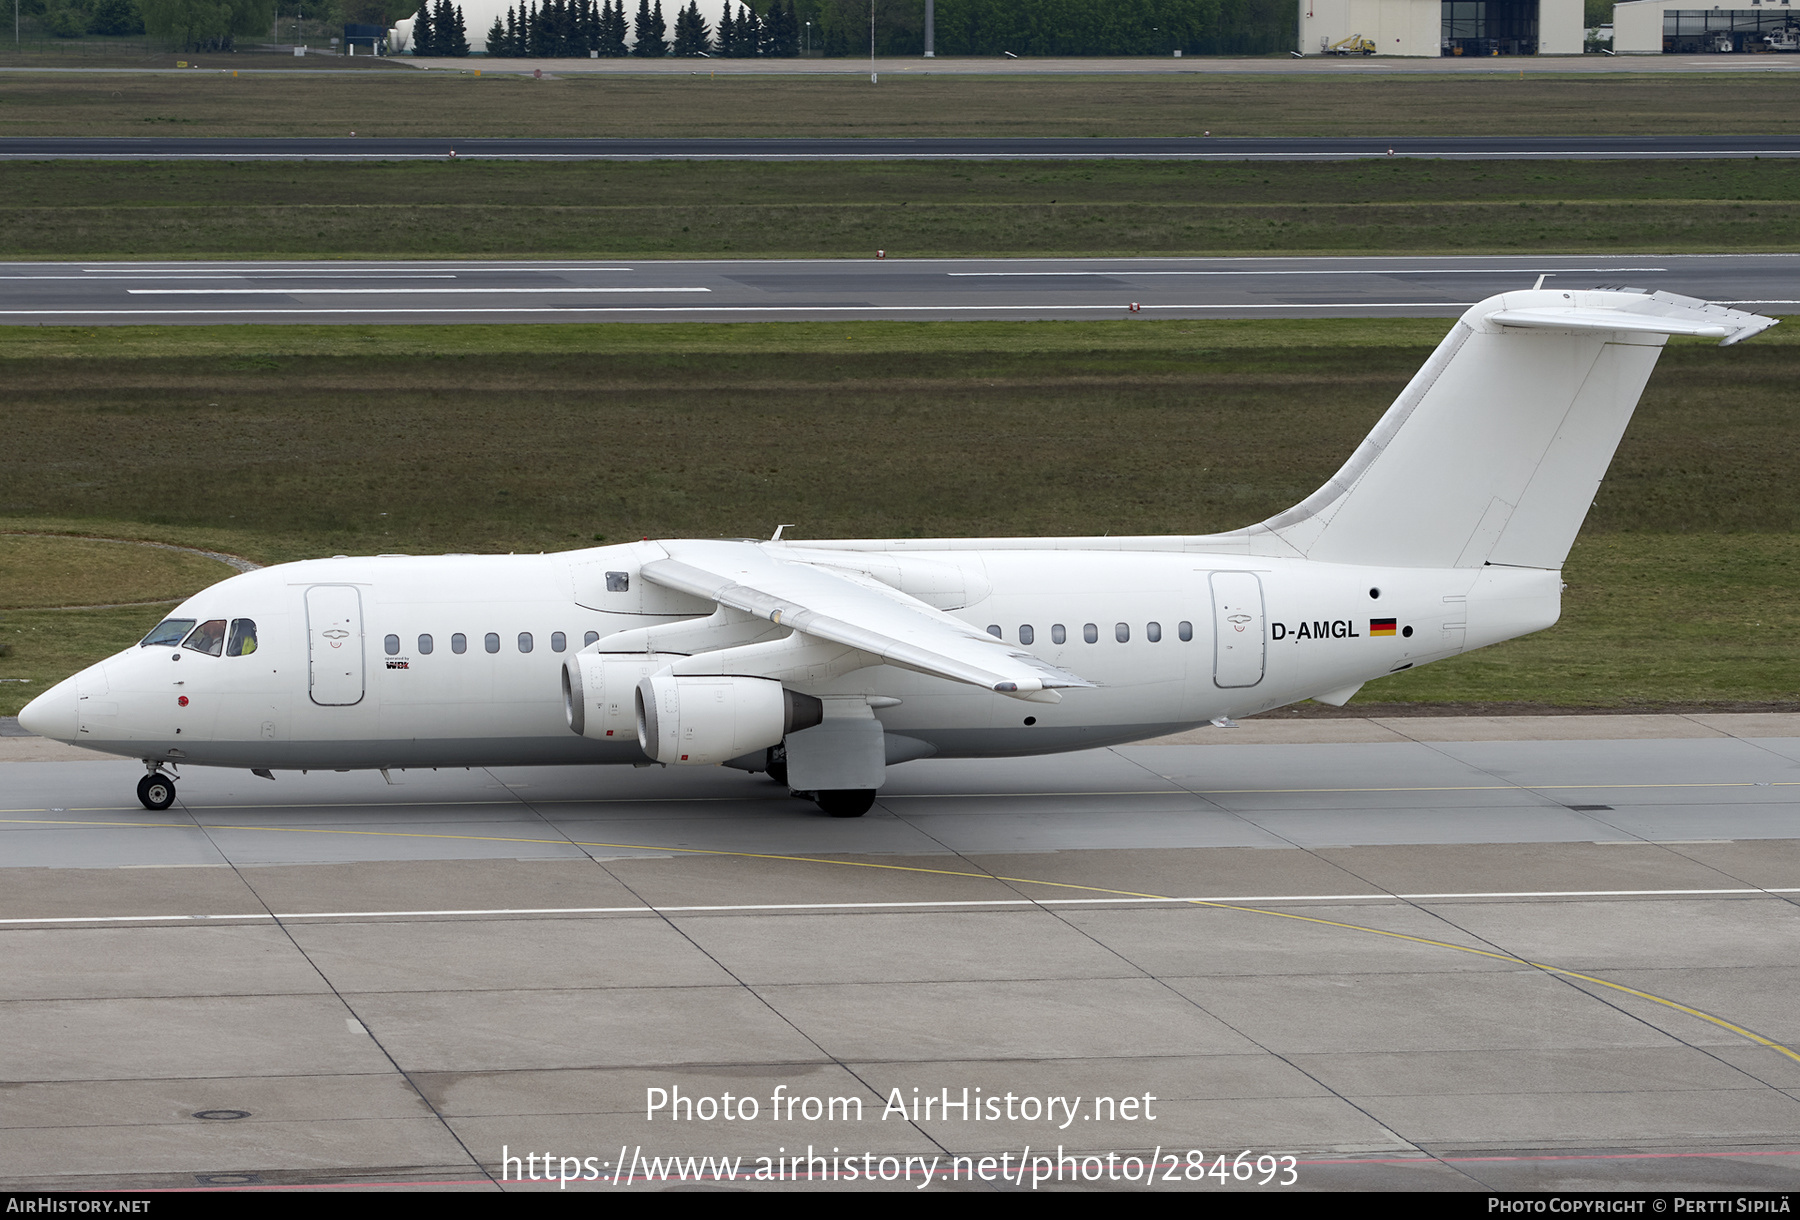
1210;571;1266;689
306;584;366;706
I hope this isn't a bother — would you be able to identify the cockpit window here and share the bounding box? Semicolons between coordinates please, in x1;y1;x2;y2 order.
182;619;227;657
227;619;258;657
141;619;196;648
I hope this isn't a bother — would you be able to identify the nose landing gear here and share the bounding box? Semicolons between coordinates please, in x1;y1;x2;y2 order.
137;768;177;811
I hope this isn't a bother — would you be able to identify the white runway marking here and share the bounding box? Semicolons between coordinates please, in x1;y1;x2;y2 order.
0;302;1479;317
5;886;1797;925
124;286;709;295
950;267;1669;277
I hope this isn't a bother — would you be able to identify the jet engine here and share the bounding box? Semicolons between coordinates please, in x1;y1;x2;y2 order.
563;653;682;741
636;674;822;766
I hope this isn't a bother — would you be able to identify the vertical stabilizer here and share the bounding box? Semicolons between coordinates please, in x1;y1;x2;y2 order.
1242;290;1775;570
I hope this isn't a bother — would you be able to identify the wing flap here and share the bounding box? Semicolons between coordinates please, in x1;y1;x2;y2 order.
641;542;1092;698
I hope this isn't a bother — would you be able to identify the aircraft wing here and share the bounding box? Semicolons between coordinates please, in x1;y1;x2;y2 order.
641;540;1093;701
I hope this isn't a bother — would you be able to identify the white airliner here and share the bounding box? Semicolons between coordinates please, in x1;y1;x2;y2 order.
19;289;1776;817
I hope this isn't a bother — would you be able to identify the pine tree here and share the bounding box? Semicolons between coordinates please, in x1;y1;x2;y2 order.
450;3;471;55
713;0;732;54
739;0;758;54
548;0;568;55
631;0;651;53
632;0;666;54
411;1;434;54
649;0;669;54
606;0;628;54
485;13;504;52
764;0;795;55
671;0;709;53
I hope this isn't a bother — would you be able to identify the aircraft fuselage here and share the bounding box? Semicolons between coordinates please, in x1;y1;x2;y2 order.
45;542;1558;773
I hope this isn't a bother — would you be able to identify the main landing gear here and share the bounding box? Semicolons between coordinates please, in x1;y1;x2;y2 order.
813;789;877;818
764;745;876;818
137;768;176;811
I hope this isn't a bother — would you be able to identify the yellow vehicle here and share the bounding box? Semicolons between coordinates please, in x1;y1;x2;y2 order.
1325;33;1376;54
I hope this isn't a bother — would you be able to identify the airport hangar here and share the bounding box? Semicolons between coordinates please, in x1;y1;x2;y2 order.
1299;0;1584;56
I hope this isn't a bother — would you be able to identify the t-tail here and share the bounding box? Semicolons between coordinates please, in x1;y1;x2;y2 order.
1237;289;1777;570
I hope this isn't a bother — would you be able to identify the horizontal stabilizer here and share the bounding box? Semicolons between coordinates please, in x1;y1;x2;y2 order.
1488;291;1777;346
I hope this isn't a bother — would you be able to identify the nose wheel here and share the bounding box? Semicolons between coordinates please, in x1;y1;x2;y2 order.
137;772;177;811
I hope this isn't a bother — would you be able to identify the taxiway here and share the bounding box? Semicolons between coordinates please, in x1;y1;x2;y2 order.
3;714;1797;1191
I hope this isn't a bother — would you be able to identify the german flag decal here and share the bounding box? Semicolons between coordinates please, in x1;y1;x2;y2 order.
1370;618;1398;636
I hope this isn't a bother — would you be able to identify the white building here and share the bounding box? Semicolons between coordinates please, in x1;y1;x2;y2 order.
1299;0;1585;56
1612;0;1799;53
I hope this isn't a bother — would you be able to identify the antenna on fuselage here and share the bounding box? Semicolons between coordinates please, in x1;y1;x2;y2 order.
771;524;796;542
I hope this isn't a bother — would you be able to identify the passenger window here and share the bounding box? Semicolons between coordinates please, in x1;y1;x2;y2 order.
1083;623;1098;644
226;619;258;656
1179;621;1193;642
1147;621;1162;643
583;630;599;646
452;633;467;654
384;634;400;656
1052;624;1066;645
484;633;500;654
1019;625;1034;645
1115;622;1130;643
987;625;1001;638
551;632;566;653
606;572;630;592
518;632;534;653
141;619;195;648
182;619;226;657
418;634;434;655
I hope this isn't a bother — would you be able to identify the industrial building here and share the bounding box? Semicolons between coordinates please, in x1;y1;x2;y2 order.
1298;0;1586;56
1612;0;1799;53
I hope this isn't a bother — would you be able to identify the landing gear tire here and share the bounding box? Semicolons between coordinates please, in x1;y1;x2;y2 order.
815;789;875;818
137;773;176;811
765;743;788;787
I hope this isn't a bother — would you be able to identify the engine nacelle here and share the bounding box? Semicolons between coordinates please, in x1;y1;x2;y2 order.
637;674;816;766
563;653;682;741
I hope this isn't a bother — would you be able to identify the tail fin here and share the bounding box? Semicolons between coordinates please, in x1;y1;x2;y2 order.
1242;290;1776;570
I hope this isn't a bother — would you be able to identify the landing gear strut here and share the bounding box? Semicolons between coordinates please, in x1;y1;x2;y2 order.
814;789;876;818
137;769;176;811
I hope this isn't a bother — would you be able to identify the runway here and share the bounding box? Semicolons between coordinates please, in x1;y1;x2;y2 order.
6;254;1797;325
3;714;1798;1191
7;135;1800;161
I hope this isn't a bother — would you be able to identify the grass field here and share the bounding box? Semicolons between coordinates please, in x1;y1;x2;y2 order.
1;319;1794;716
4;71;1800;139
7;158;1800;259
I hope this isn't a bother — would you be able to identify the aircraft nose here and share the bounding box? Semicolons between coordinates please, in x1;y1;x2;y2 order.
18;675;79;742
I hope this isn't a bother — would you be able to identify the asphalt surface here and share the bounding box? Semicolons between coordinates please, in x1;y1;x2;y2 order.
5;254;1794;324
11;52;1794;75
3;718;1798;1191
7;134;1800;161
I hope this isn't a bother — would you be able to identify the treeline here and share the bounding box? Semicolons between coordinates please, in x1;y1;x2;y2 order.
798;0;1294;57
433;0;1290;57
21;0;147;37
471;0;799;56
412;0;471;52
